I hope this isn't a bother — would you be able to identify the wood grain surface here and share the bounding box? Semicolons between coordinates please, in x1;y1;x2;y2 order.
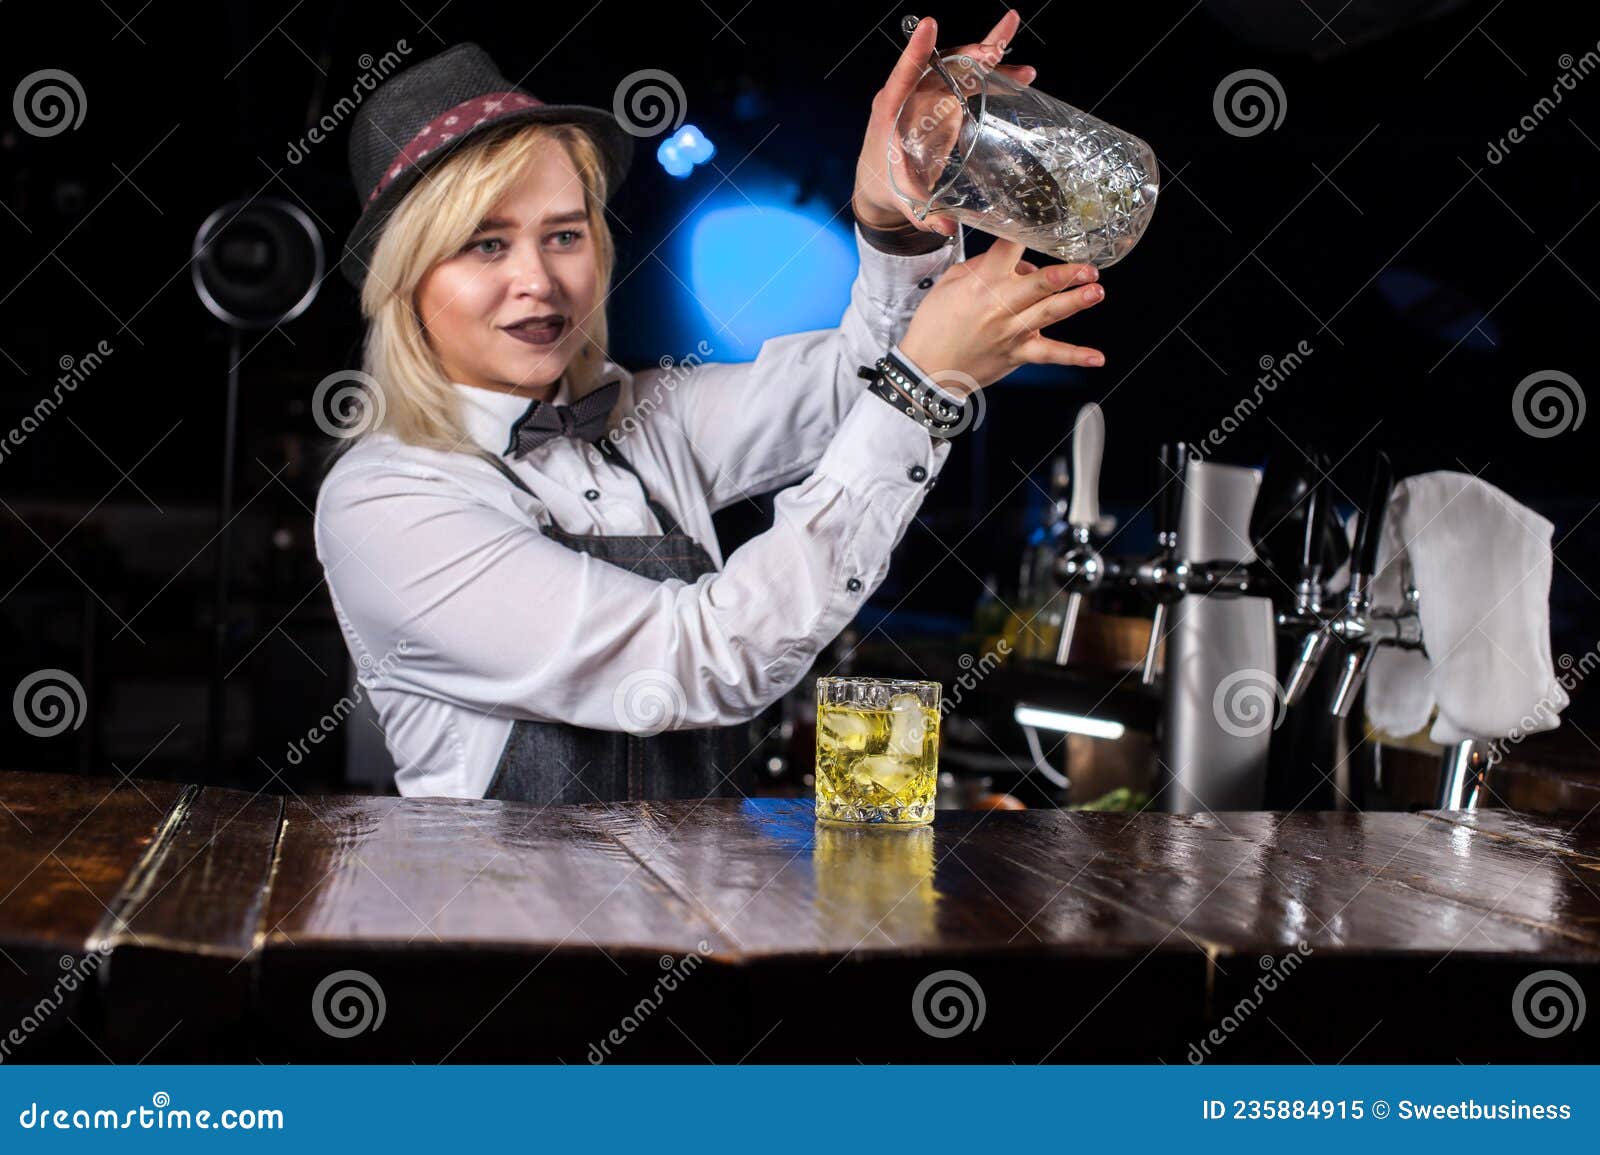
2;771;1596;1063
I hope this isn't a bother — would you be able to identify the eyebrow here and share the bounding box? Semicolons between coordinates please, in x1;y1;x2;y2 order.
472;210;588;233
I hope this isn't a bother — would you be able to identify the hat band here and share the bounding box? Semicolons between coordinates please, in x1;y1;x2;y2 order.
366;90;544;204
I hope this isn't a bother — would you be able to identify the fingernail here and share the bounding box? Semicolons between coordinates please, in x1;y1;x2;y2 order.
1085;285;1104;301
1090;353;1106;366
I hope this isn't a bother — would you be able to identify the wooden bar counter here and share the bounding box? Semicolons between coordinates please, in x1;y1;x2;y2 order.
2;770;1596;1063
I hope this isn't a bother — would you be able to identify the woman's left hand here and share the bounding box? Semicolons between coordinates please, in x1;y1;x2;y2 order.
852;9;1037;236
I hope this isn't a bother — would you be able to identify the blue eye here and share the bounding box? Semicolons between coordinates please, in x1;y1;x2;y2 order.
550;229;584;247
467;237;504;256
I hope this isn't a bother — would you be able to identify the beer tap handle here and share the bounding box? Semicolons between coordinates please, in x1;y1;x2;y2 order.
1156;440;1186;551
1068;402;1104;531
1055;403;1105;667
1351;451;1394;592
1298;468;1328;589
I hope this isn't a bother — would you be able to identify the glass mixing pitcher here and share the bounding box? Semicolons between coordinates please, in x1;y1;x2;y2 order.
888;53;1160;267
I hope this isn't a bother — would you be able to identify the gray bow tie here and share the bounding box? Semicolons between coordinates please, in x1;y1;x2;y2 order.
505;379;620;458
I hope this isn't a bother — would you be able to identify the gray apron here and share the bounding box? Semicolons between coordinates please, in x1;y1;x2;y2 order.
472;440;751;804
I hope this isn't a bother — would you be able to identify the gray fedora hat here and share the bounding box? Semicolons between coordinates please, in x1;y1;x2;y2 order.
341;42;633;289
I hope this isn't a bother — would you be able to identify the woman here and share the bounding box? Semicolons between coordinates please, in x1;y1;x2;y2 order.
317;13;1108;802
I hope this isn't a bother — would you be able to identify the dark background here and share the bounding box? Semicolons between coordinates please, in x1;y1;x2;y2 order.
2;0;1596;790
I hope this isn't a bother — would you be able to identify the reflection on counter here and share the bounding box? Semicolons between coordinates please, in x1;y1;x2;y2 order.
813;824;938;944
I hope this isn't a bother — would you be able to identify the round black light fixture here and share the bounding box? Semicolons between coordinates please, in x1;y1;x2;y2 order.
191;198;323;330
190;197;325;774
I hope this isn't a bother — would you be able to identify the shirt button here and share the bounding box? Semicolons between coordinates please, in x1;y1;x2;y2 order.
584;488;600;501
907;464;928;483
846;577;863;593
917;276;935;290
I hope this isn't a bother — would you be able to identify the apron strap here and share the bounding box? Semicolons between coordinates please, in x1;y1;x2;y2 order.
593;438;683;536
474;443;683;537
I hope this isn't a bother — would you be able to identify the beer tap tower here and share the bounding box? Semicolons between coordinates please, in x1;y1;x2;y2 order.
1045;404;1486;812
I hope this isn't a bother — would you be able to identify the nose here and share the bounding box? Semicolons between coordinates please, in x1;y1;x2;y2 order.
509;244;556;300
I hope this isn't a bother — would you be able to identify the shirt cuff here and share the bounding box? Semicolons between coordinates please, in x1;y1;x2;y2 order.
854;211;954;256
853;221;963;309
814;384;952;500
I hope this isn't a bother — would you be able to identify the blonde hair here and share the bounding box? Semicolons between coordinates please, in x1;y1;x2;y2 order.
349;121;617;456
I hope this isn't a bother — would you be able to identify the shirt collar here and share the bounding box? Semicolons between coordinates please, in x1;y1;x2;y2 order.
451;360;629;458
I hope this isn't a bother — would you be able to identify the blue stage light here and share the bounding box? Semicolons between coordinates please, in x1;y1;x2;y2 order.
674;125;716;164
688;200;856;361
656;125;717;178
656;139;694;178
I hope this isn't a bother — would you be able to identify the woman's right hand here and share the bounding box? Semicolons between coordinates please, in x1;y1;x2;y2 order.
899;238;1106;390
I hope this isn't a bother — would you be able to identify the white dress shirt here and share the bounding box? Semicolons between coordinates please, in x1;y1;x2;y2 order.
314;223;965;799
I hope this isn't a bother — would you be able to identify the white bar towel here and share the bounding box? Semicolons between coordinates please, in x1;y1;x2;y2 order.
1365;471;1569;744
